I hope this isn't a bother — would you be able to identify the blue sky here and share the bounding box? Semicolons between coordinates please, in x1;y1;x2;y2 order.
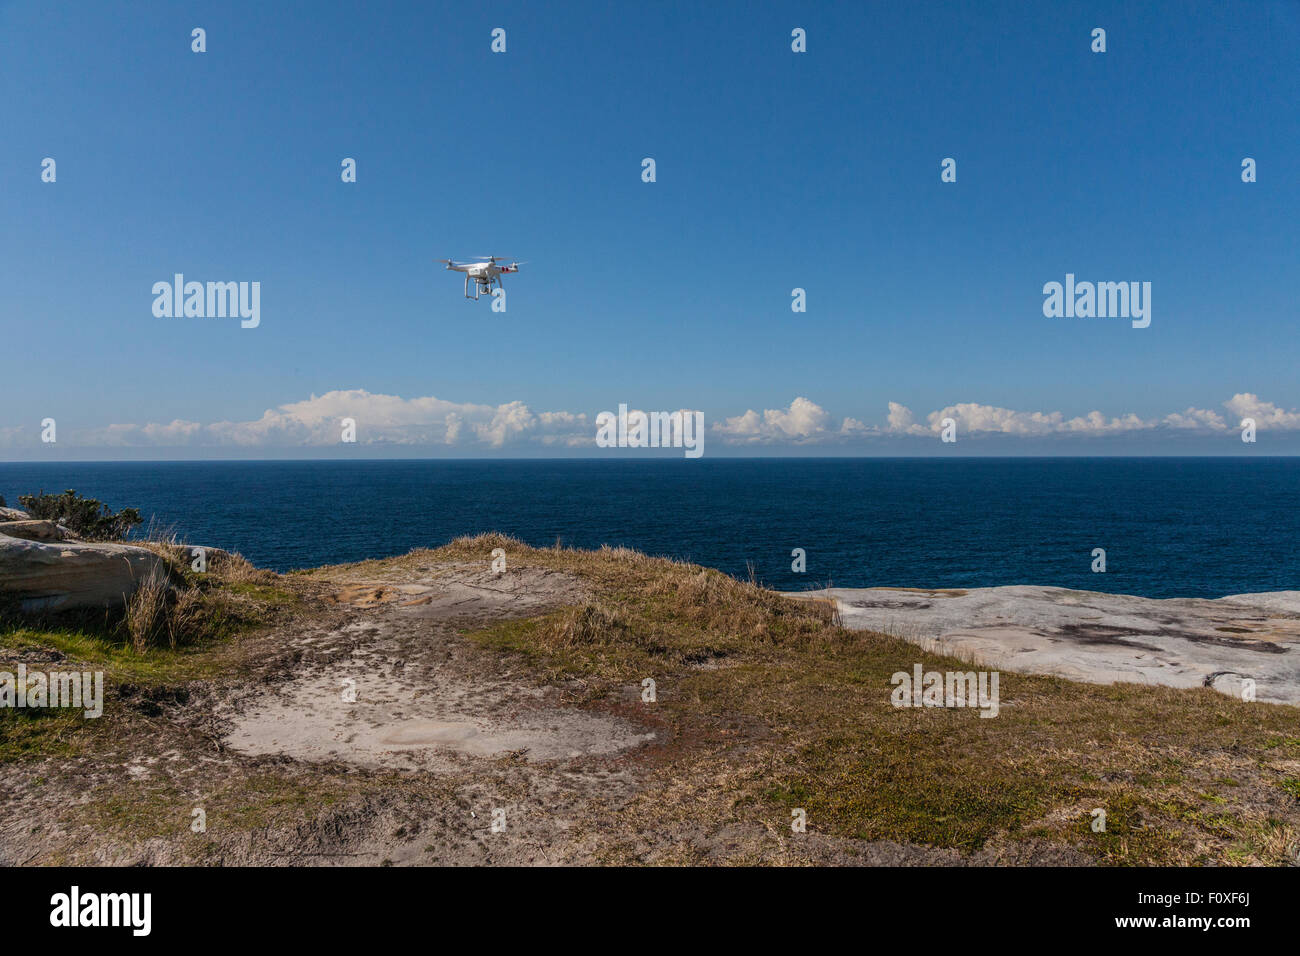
2;0;1298;458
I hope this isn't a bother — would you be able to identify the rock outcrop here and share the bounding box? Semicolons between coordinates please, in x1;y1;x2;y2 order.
798;585;1300;705
0;529;167;612
0;520;75;542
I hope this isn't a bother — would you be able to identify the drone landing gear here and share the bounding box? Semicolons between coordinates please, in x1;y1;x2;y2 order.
462;273;500;301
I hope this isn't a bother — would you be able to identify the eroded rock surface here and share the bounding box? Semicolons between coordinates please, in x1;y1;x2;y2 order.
0;520;73;542
803;585;1300;704
0;531;166;611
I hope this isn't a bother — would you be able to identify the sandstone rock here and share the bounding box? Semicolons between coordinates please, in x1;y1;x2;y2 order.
0;520;71;542
0;531;168;612
0;507;30;522
793;585;1300;706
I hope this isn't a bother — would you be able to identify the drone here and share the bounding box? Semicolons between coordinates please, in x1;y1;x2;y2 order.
439;256;525;300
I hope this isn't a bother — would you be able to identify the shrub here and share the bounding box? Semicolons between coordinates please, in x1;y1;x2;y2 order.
17;489;142;541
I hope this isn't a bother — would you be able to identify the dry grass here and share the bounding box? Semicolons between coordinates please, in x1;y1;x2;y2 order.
122;564;173;652
117;542;283;651
123;570;210;653
137;534;274;586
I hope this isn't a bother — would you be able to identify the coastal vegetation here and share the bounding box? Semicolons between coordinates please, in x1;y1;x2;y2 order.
16;489;142;541
2;532;1297;866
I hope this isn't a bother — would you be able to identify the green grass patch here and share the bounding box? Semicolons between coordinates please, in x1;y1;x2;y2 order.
0;708;83;762
0;624;229;685
222;581;298;605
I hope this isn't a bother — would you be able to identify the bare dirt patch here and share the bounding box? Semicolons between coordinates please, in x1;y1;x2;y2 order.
224;566;655;770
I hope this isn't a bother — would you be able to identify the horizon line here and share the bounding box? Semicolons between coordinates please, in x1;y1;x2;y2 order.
2;454;1298;465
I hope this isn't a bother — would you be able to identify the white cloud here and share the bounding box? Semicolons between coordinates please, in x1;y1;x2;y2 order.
1224;393;1300;430
0;390;593;450
885;403;1156;437
2;390;1298;451
713;396;850;444
200;390;594;447
927;403;1072;436
886;402;923;434
1162;407;1227;430
713;394;1300;444
98;420;205;445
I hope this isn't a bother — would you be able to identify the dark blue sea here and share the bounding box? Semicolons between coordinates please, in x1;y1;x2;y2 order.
1;458;1296;599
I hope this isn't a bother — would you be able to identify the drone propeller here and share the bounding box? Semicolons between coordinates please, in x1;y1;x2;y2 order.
438;256;525;270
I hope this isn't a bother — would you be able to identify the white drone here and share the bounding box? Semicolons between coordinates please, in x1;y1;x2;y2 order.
439;256;525;300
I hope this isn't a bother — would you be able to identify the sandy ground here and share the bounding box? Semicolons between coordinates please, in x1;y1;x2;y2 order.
806;585;1300;704
221;568;654;770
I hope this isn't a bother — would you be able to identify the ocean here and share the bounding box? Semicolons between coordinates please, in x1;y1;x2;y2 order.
1;458;1296;599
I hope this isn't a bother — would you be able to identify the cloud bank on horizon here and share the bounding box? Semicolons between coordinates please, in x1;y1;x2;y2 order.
3;390;1298;453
